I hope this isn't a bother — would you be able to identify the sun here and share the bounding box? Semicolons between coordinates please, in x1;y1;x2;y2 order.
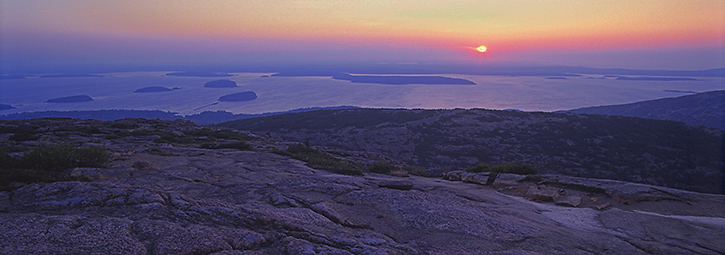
476;45;487;53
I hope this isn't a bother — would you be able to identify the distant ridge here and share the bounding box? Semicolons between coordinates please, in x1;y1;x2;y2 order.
564;90;725;130
0;106;360;125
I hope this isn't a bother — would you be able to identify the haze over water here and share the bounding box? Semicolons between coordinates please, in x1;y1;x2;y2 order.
1;72;722;116
1;1;724;114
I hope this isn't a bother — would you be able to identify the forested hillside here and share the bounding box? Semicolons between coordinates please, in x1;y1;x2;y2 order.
222;108;725;194
566;90;725;130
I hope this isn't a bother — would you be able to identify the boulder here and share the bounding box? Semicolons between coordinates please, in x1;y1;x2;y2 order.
132;161;156;170
445;170;465;181
496;173;527;182
492;178;518;188
462;173;489;185
596;202;611;210
553;195;582;207
525;186;559;201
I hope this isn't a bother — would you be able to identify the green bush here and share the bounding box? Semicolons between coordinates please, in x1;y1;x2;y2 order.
277;144;363;175
19;144;111;171
466;162;538;175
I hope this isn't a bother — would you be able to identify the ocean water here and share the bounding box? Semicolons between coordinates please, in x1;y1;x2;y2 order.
1;72;722;116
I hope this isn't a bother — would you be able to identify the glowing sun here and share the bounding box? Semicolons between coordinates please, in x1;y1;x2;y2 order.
476;45;487;53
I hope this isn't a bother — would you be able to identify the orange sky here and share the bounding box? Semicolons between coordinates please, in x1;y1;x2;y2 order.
1;0;723;69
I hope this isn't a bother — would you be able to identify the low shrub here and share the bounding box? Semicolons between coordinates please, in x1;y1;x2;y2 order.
367;161;401;174
466;162;538;175
277;144;363;175
0;168;74;191
405;166;438;177
0;144;110;190
18;144;111;171
202;141;253;151
184;128;250;141
9;132;40;141
109;122;139;129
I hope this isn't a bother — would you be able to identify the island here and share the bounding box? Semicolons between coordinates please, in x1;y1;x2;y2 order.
332;73;476;85
46;95;94;103
204;80;238;88
218;91;258;102
0;75;26;80
165;71;233;77
39;74;104;78
133;86;173;93
615;76;699;81
0;104;14;110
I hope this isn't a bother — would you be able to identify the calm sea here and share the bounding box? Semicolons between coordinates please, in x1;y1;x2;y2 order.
1;72;722;115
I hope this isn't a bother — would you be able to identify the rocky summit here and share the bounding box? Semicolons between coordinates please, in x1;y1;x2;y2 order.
1;118;724;254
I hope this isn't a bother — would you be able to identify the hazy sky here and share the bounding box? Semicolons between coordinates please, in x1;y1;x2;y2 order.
1;0;723;72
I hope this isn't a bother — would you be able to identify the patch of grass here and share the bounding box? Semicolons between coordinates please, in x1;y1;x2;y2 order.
276;144;363;175
466;162;538;175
